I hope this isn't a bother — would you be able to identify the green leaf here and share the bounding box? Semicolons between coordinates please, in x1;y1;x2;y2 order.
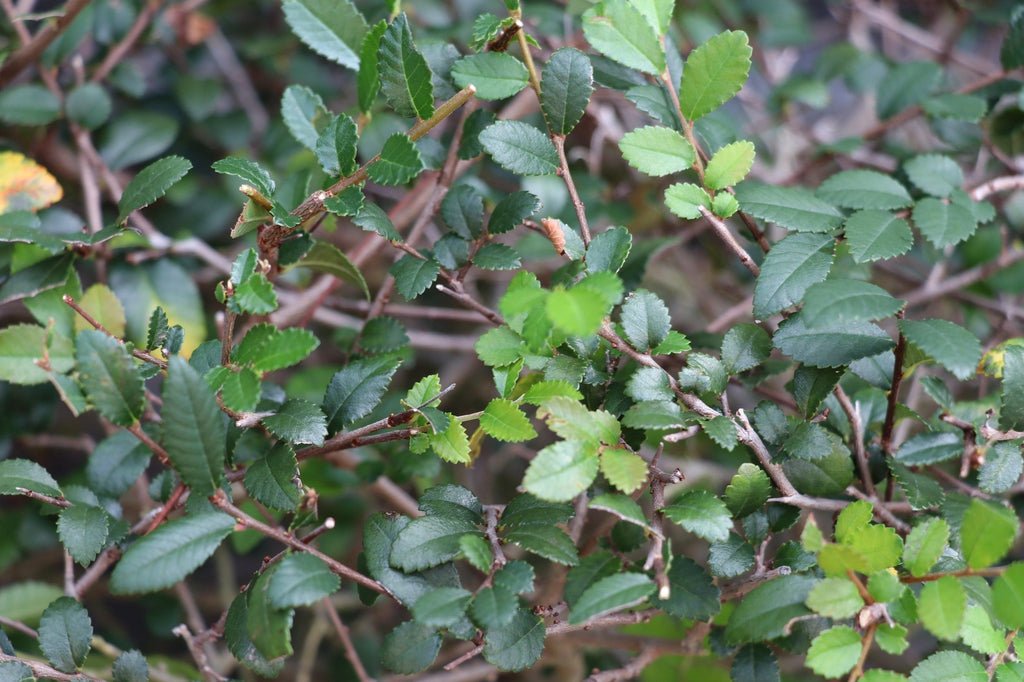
111;650;148;682
264;399;327;446
895;431;961;465
847;523;903;573
731;645;779;682
357;20;386;113
913;197;977;248
323;355;401;432
0;84;60;125
654;556;721;620
541;48;593;134
904;154;963;198
429;417;472;464
874;623;909;656
899;319;982;381
722;323;771;373
664;182;711;219
618;125;695;177
992;563;1024;628
459;534;492;573
545;287;606;337
225;593;284;677
663;490;732;542
923;93;988;122
709;533;756;578
66;83;111;130
919;574;966;640
569;573;654;624
269;553;340;608
480;120;558;175
390;514;480;572
702;415;739;451
390;255;440;300
244;443;302;511
844;210;914;263
231;273;277;314
480;398;536;442
248;327;320;374
960;499;1017;569
705;140;755;190
57;504;109;566
979;442;1022;494
903;517;949;577
116;156;192;225
38;597;92;673
620;289;670;351
451;52;528;101
110;511;234;594
413;587;472;628
474;243;522;270
1001;346;1024;431
0;323;71;385
585;226;632;275
774;315;894;368
523;440;599;502
877;60;941;118
282;0;367;70
806;578;864;619
212;156;275;197
469;585;516;629
724;574;816;643
679;30;752;120
489;191;541;234
736;182;844;233
806;626;861;678
582;0;665;75
163;355;226;495
281;85;329;150
0;459;61;498
369;133;424;186
0;252;75;306
504;524;579;565
590;493;650;532
378;14;434;120
724;463;773;518
295;240;368;299
816;170;912;210
482;609;545;672
802;280;904;328
76;330;144;427
246;564;293;660
909;651;985;682
599;447;649;494
753;233;834;319
315;113;358;176
961;604;1007;655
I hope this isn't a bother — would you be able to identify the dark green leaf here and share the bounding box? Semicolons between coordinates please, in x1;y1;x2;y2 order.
269;553;340;608
900;318;981;381
753;233;834;318
111;650;148;682
480;121;558;175
876;61;941;119
391;514;481;572
654;556;721;620
163;355;225;495
736;182;843;233
816;170;912;209
451;52;529;100
0;458;62;498
0;84;60;125
541;48;593;134
773;315;894;368
0;252;74;306
413;587;473;628
76;330;144;427
620;289;670;351
469;585;516;630
295;240;368;298
323;355;400;432
57;504;109;566
504;524;579;566
281;85;329;150
66;83;111;130
569;572;654;624
245;443;302;512
225;593;284;677
378;14;434;119
116;156;192;224
845;210;913;263
264;399;327;446
212;156;275;197
724;574;816;644
1001;346;1024;430
663;490;733;542
246;564;293;660
482;609;544;672
913;197;977;248
722;323;771;373
731;644;780;682
390;255;440;300
909;651;985;682
724;463;773;518
369;133;423;186
283;0;367;70
489;191;540;234
979;442;1022;494
802;280;904;328
894;431;962;465
38;597;92;673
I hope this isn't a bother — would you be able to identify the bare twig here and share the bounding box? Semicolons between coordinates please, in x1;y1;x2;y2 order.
0;0;94;87
322;599;372;682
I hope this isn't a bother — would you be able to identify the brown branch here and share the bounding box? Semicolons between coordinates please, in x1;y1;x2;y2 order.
880;312;907;458
0;0;94;87
321;599;372;682
552;134;592;245
835;387;875;498
15;487;71;508
90;0;162;82
0;652;102;681
64;295;168;369
698;207;760;276
173;624;226;682
900;566;1005;584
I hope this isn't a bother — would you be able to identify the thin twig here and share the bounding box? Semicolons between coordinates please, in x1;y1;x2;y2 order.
0;0;94;87
321;599;373;682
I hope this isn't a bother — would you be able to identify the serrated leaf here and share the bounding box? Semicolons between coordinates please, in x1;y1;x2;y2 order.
569;572;654;624
473;243;521;270
705;140;755;190
542;48;593;134
806;626;861;678
480;120;558;175
489;191;540;235
212;156;275;197
378;14;434;120
0;458;62;498
111;650;148;682
618;125;695;177
923;93;988;122
802;280;904;328
283;0;367;70
269;553;340;608
110;511;234;594
913;197;977;248
590;493;650;532
724;574;816;643
451;52;528;101
992;563;1024;629
960;499;1017;569
412;587;472;628
294;240;368;299
264;399;327;446
961;604;1006;655
38;597;92;673
57;505;109;566
163;355;225;495
899;319;981;381
904;154;963;198
980;442;1023;494
599;447;648;494
281;85;329;150
246;564;294;660
390;255;440;300
482;609;545;672
909;650;985;682
620;289;670;351
1001;346;1024;431
75;284;126;339
523;440;599;502
429;417;471;464
774;315;894;368
231;273;277;314
753;233;834;318
654;556;721;620
817;170;912;210
724;463;773;517
249;327;319;374
919;575;966;640
903;517;949;577
731;644;779;682
736;182;844;233
722;323;771;373
357;20;386;113
459;534;492;573
480;398;536;442
545;287;606;337
844;209;913;263
390;515;480;572
806;578;864;619
76;329;144;427
582;0;666;75
504;524;578;565
369;133;424;186
315;113;358;176
662;490;732;542
224;593;284;677
664;182;711;219
244;443;302;511
470;585;516;630
679;30;751;120
895;431;961;465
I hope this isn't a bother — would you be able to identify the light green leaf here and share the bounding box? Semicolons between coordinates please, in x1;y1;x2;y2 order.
545;287;606;337
664;182;711;219
523;440;599;502
618;126;695;177
283;0;367;71
0;323;72;385
480;398;536;442
110;511;235;594
979;442;1023;494
582;0;666;75
600;447;649;494
116;156;191;225
679;30;752;120
992;562;1024;628
961;604;1007;655
705;140;755;190
806;578;864;619
903;517;949;577
429;417;472;464
960;499;1017;569
590;493;650;532
480;121;558;175
909;651;985;682
806;626;862;678
459;534;492;573
919;575;966;640
451;52;529;101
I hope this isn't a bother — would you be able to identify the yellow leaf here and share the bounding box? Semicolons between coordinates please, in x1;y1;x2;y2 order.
0;151;63;213
74;284;127;339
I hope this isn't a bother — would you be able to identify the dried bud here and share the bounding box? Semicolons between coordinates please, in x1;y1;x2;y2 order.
540;217;566;255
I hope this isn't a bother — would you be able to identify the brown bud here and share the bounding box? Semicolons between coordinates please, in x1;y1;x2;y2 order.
540;218;566;255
